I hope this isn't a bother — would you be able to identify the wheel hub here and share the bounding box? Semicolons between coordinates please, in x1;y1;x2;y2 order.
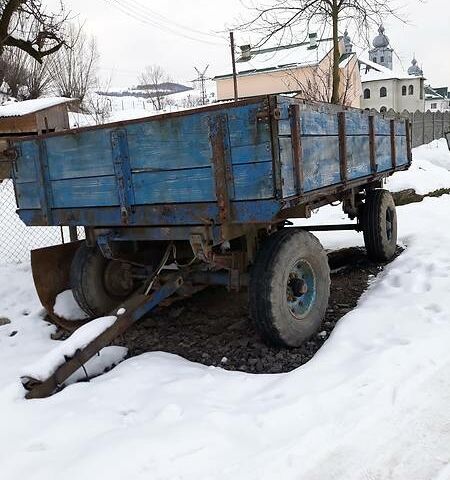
103;261;134;298
286;260;316;319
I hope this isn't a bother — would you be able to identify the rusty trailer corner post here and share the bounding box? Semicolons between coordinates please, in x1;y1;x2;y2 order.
405;119;413;164
289;103;304;195
23;273;184;399
338;111;348;184
209;115;233;224
368;115;377;175
390;119;397;169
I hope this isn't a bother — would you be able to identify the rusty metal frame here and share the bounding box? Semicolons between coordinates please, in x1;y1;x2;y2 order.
405;119;413;164
289;103;304;195
338;111;348;183
368;115;377;175
390;119;397;169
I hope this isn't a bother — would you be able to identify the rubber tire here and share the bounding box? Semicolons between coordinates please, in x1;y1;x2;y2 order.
362;189;397;262
249;229;330;348
70;242;124;318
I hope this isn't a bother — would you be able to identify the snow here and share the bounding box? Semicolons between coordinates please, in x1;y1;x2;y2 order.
21;315;117;382
0;97;76;117
53;290;89;321
1;141;450;478
386;138;450;195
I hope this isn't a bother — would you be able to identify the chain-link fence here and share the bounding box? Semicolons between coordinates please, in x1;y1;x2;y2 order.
0;179;83;264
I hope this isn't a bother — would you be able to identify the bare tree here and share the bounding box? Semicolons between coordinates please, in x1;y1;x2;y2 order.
238;0;406;104
283;54;359;106
0;46;52;98
139;65;170;111
50;23;99;104
0;1;68;63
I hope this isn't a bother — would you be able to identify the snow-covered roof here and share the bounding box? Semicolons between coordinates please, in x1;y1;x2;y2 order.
0;97;78;118
215;37;335;78
359;57;425;82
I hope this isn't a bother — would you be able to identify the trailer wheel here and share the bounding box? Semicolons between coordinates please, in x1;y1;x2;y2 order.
249;229;330;347
361;189;397;262
70;243;135;318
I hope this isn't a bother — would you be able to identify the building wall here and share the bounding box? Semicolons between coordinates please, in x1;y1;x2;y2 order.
35;104;71;133
361;77;425;112
216;39;361;108
425;98;450;112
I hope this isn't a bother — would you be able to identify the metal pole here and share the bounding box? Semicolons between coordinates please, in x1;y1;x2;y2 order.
230;31;238;102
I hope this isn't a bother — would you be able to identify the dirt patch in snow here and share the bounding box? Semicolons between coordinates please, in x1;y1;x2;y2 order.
117;247;402;374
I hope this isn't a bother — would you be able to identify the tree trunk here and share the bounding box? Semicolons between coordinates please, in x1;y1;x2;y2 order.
331;0;341;105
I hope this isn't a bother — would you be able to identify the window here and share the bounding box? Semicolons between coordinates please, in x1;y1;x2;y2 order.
380;87;387;98
363;88;371;99
408;85;414;95
373;57;377;63
431;103;437;110
380;56;385;63
402;86;407;96
380;106;387;114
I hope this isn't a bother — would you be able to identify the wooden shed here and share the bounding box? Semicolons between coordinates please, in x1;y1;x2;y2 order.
0;97;79;137
0;97;79;179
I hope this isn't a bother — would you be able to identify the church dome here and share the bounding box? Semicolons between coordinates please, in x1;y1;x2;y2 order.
408;57;423;76
373;25;390;48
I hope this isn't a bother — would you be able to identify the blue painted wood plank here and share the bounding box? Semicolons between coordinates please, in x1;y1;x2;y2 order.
45;130;114;180
301;137;341;191
375;136;392;172
15;181;41;209
395;121;406;136
374;117;391;136
51;176;119;208
126;114;212;171
230;142;272;165
279;136;296;197
227;104;272;147
395;136;409;166
232;162;274;200
345;111;370;135
132;168;216;204
346;136;372;180
15;140;39;183
300;110;340;136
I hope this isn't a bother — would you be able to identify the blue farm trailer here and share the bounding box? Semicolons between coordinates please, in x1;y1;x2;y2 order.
6;95;411;397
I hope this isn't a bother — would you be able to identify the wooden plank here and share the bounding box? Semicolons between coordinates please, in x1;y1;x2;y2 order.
15;181;41;209
227;103;271;147
279;136;296;198
374;136;392;172
374;116;391;136
338;112;348;183
132;168;215;204
51;176;119;208
395;136;409;166
232;162;274;200
299;110;340;136
390;120;397;169
345;111;370;135
14;140;39;184
346;137;372;180
301;136;341;192
46;130;114;180
230;142;272;165
126;115;212;171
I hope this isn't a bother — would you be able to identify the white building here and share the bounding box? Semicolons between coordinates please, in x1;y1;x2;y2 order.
425;86;450;112
360;26;425;113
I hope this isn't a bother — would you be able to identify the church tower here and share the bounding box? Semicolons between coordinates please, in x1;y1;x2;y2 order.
369;25;393;70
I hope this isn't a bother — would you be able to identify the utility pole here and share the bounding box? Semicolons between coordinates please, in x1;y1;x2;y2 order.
194;65;209;105
230;31;238;102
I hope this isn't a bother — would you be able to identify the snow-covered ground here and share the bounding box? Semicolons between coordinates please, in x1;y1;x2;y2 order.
0;140;450;478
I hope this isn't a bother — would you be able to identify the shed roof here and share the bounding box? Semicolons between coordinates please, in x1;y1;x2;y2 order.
0;97;78;118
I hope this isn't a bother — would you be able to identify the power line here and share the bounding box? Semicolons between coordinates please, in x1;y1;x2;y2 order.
104;0;226;46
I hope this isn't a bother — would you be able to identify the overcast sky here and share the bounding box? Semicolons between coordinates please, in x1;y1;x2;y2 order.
48;0;449;89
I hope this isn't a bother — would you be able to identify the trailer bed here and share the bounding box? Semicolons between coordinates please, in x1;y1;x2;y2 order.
10;95;411;234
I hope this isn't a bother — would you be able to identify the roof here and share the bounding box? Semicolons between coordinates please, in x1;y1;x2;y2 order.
359;57;424;82
425;85;446;100
214;37;336;79
0;97;78;118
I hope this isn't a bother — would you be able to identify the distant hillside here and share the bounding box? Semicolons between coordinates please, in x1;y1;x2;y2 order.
97;82;193;98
